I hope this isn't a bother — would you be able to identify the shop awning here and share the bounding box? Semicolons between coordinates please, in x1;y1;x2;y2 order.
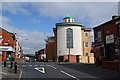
0;46;15;52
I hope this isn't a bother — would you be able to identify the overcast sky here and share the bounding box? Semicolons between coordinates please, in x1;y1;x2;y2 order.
1;0;119;54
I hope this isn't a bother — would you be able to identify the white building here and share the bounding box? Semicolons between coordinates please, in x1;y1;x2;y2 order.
55;16;94;63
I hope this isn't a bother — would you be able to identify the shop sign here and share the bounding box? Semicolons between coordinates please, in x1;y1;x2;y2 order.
106;34;114;44
0;46;15;52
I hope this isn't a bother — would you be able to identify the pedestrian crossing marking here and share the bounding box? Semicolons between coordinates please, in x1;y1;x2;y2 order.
29;65;32;67
22;65;26;67
34;65;38;67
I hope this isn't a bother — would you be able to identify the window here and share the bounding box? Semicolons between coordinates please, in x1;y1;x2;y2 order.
85;53;89;56
84;32;88;38
97;30;102;41
84;42;89;48
66;28;73;48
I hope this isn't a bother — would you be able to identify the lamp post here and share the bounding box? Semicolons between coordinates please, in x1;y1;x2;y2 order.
19;38;29;62
68;40;71;62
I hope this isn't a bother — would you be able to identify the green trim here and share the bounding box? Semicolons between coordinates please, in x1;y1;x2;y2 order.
81;27;92;30
64;16;74;19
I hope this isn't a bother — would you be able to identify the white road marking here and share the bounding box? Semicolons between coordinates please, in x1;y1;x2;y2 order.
29;65;32;67
22;65;26;67
18;69;22;80
34;67;45;73
61;70;79;80
40;65;44;66
34;65;38;67
46;65;56;69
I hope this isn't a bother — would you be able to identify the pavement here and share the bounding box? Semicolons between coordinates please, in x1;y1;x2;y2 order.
1;64;22;80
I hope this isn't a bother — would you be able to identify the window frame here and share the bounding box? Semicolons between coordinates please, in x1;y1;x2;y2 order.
97;30;102;42
84;32;89;38
84;42;89;48
66;28;73;48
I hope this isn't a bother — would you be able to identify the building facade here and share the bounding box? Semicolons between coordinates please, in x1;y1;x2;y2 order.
0;27;23;62
35;49;46;61
53;16;94;63
45;36;57;62
93;16;120;70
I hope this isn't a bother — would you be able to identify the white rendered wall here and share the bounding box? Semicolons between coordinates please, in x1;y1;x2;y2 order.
57;26;82;56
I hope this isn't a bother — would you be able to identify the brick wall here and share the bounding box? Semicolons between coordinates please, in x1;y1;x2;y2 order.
64;55;76;63
46;42;55;61
0;29;16;61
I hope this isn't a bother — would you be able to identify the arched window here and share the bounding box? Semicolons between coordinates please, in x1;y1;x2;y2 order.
66;28;73;48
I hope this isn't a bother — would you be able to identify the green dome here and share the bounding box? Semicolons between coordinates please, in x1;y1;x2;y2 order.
64;16;74;19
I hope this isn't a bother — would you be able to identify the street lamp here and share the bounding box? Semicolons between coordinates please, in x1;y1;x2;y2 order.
68;40;71;62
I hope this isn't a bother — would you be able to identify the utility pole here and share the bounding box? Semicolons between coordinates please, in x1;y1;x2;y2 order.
68;40;70;62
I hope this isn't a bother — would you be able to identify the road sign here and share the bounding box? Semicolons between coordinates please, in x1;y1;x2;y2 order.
34;67;45;74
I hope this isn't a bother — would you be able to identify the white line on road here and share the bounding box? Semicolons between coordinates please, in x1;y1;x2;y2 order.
22;65;26;67
34;65;38;67
40;65;44;66
18;69;22;80
61;70;79;80
29;65;32;67
46;65;56;69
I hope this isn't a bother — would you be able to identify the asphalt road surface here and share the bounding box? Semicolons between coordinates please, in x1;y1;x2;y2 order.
2;62;120;80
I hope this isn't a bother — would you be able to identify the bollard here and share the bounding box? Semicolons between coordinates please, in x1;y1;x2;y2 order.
14;62;17;73
4;60;6;67
11;61;13;68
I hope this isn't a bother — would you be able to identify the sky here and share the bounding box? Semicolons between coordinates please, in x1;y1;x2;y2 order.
0;0;119;54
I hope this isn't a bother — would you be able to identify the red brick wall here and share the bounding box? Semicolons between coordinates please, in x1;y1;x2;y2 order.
0;56;2;61
0;29;16;61
64;55;76;63
94;21;118;44
53;28;57;61
1;29;16;48
46;42;55;61
2;51;6;61
93;17;120;69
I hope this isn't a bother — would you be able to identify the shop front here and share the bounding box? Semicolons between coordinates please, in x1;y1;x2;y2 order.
92;42;106;67
0;46;15;61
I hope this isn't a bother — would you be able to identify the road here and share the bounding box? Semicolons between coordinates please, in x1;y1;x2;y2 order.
2;62;120;80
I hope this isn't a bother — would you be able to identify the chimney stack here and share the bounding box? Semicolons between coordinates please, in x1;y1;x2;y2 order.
112;15;119;19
